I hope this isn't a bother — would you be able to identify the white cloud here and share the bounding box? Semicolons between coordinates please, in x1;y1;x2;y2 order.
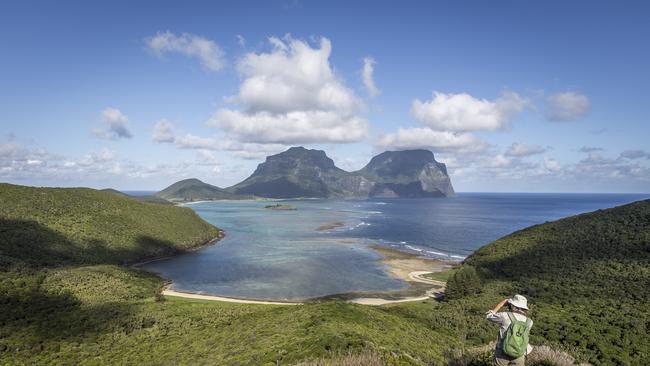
94;108;132;140
376;128;488;154
411;91;527;132
505;143;548;157
152;119;175;143
543;157;562;172
149;118;287;160
362;57;379;97
78;149;116;167
146;31;226;72
210;109;368;144
545;92;590;121
209;36;368;144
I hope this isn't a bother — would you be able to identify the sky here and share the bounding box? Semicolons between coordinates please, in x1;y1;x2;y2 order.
1;0;649;192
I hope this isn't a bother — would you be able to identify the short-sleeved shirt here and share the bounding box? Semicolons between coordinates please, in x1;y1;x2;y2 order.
485;310;534;355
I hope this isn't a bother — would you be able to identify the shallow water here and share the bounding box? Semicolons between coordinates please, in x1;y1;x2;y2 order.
142;193;648;300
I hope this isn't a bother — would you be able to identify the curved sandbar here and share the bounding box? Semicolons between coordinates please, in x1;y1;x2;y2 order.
162;270;445;306
162;288;303;305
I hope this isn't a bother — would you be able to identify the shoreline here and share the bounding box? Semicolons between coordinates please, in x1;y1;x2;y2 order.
130;229;225;268
159;244;455;306
139;217;456;306
161;285;303;305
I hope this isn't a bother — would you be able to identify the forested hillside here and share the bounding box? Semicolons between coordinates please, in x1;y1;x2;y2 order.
1;184;647;365
0;183;220;267
446;199;650;365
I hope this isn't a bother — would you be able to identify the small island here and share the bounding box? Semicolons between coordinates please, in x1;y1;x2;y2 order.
264;203;297;210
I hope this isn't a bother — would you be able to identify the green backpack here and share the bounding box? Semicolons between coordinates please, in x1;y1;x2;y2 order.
502;312;532;358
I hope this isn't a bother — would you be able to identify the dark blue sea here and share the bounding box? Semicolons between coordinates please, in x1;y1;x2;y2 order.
142;193;648;301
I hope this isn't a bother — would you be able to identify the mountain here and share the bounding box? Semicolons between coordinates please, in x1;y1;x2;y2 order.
227;146;454;198
155;178;248;202
356;149;455;197
227;147;351;198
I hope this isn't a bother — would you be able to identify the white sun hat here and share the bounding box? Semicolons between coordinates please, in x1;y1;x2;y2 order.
508;294;529;310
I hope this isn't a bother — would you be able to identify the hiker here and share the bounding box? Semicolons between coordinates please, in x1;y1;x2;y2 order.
486;294;533;366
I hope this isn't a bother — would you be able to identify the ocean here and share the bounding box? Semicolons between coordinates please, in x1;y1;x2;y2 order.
141;193;648;301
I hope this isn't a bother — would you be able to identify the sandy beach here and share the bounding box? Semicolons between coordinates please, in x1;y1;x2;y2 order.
162;286;303;305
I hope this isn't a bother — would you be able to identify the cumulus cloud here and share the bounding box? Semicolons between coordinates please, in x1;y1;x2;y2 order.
150;118;287;160
545;91;591;121
376;128;488;154
94;108;133;140
505;143;547;157
362;57;379;97
152;119;175;143
0;139;231;185
145;31;225;72
375;90;527;155
411;91;527;132
208;36;369;144
211;109;368;144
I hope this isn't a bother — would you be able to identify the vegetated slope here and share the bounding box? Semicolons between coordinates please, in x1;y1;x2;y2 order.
445;199;650;365
155;178;249;202
0;183;220;267
100;188;173;205
2;184;647;365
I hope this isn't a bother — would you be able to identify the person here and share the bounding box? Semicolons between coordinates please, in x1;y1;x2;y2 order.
485;294;533;366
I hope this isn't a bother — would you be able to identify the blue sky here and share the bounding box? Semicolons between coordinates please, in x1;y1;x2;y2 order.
1;0;649;192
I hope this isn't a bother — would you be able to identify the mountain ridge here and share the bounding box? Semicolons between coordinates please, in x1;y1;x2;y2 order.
157;147;455;201
226;146;455;199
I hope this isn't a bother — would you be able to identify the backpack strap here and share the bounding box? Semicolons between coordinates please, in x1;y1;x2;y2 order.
506;312;515;323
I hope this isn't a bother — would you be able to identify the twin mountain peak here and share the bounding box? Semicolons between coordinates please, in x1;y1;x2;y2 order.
156;147;455;201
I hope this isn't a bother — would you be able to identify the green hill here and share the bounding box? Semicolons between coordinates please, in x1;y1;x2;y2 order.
445;199;650;365
155;178;250;202
1;186;648;365
100;188;173;205
0;183;220;267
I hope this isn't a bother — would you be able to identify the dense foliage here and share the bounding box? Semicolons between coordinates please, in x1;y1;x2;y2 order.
0;183;220;267
1;183;648;365
155;178;250;202
446;199;650;365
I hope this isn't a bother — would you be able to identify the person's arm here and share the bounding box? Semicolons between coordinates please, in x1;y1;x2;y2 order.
485;299;509;323
491;299;508;313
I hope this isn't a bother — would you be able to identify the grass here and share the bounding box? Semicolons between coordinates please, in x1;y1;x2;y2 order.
2;266;462;365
